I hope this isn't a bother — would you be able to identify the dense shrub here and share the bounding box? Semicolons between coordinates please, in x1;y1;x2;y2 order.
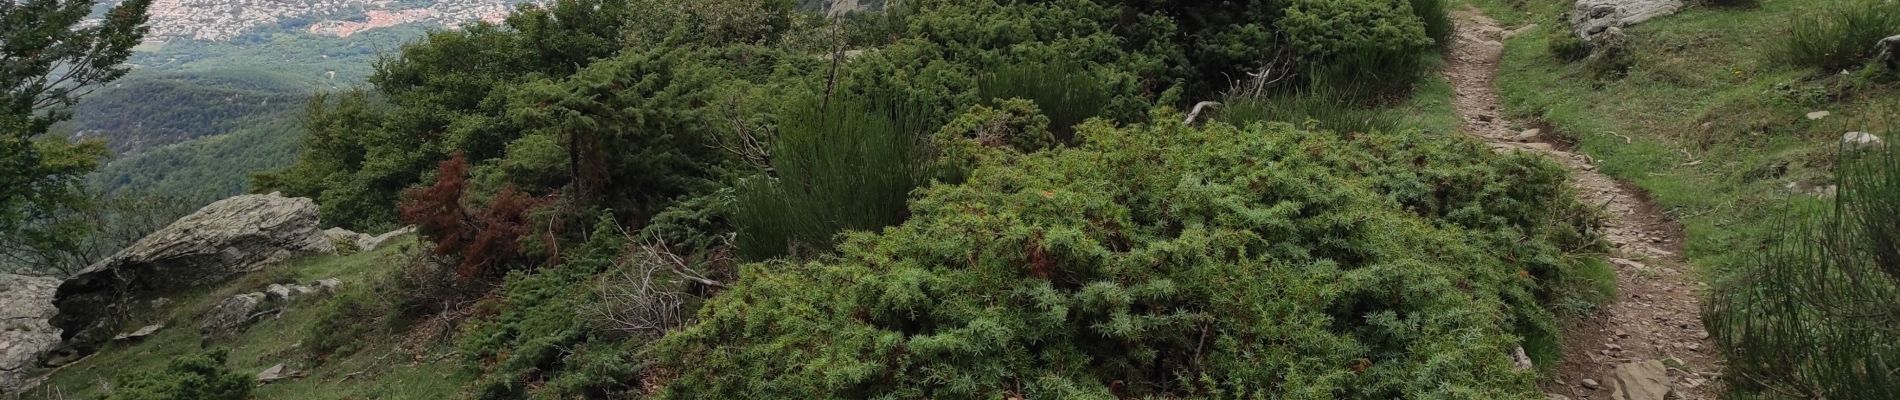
104;350;252;400
256;0;800;230
1783;0;1900;71
830;0;1160;122
927;99;1062;185
461;219;692;399
653;121;1597;398
1280;0;1441;95
498;46;740;217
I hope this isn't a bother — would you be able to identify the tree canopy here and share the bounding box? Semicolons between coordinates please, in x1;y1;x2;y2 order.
1;0;153;274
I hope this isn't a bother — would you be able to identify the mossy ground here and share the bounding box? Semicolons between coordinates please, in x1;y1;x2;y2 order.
26;236;474;400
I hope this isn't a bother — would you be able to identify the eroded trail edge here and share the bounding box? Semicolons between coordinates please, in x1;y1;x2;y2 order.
1445;8;1721;400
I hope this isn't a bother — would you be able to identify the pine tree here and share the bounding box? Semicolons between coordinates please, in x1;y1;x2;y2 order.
1;0;153;273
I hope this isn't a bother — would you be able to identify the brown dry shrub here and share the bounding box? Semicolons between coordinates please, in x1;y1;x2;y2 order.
400;153;553;282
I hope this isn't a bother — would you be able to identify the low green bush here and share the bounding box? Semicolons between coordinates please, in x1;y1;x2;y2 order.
1281;0;1443;96
654;120;1599;398
929;99;1059;184
103;350;252;400
1547;30;1593;63
1783;0;1900;71
304;289;384;358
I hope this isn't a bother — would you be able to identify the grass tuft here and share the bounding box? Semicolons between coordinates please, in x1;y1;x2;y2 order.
1219;87;1399;135
1783;0;1900;72
734;95;932;261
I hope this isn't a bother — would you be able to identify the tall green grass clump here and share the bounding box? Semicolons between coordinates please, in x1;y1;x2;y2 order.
734;96;933;261
976;64;1117;143
1709;140;1900;398
1219;87;1400;134
1411;0;1455;50
1783;0;1900;71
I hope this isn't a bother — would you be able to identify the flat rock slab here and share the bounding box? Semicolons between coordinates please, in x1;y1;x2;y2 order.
1572;0;1682;39
113;324;165;341
1610;360;1673;400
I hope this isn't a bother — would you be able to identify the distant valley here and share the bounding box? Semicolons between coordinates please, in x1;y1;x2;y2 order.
66;0;538;205
145;0;515;42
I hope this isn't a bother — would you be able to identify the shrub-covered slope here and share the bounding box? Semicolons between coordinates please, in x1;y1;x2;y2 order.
24;0;1623;398
653;120;1599;398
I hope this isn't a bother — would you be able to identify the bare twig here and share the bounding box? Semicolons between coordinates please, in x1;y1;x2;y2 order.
1606;131;1634;144
643;241;728;290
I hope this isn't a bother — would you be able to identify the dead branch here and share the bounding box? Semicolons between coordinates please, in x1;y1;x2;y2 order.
1184;101;1223;125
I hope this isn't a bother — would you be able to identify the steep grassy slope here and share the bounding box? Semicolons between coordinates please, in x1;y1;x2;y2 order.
25;236;476;399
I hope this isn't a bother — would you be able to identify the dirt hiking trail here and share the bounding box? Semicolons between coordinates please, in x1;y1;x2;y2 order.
1445;7;1722;400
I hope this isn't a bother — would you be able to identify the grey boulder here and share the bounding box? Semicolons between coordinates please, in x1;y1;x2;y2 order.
52;193;335;350
1845;132;1885;150
199;279;341;340
199;293;272;341
322;226;414;253
357;226;415;252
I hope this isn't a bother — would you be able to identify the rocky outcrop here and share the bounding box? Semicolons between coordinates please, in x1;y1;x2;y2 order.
1571;0;1682;40
323;226;415;253
0;274;61;393
358;226;415;252
324;227;368;251
51;193;334;351
199;293;270;341
199;279;341;340
1877;35;1900;72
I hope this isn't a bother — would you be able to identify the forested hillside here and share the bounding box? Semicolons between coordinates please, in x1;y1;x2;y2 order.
57;71;303;153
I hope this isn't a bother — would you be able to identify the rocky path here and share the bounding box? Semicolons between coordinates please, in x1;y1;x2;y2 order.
1445;7;1722;400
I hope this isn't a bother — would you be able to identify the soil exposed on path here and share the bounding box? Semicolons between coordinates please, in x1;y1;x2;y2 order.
1444;7;1722;399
